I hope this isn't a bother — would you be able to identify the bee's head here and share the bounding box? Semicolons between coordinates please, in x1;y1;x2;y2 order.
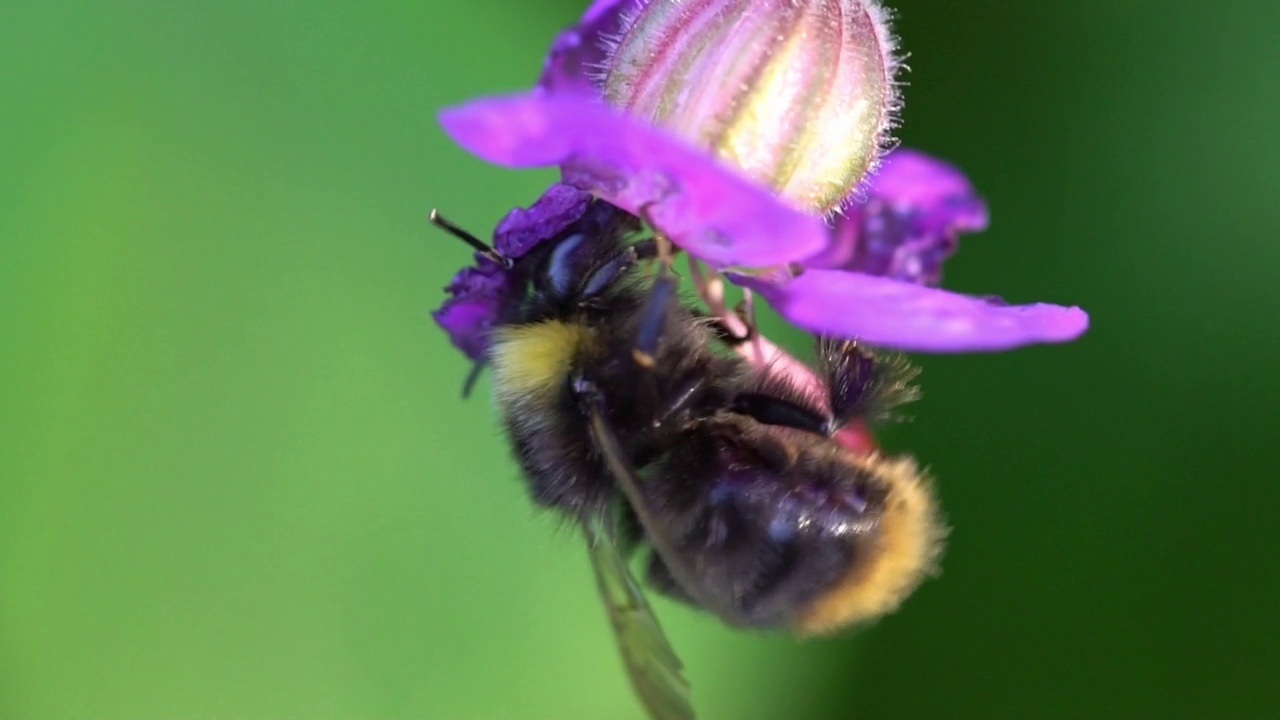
516;200;644;309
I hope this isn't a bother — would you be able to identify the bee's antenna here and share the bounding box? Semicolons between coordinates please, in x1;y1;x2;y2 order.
428;209;511;268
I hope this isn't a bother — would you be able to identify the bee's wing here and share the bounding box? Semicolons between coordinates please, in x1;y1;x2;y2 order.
584;509;695;720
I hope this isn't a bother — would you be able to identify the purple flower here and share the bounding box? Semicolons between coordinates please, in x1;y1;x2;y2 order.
434;0;1088;355
441;94;829;268
432;183;594;360
492;182;593;258
432;256;515;362
813;149;991;285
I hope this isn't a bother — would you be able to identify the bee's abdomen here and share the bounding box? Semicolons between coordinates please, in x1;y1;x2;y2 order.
643;513;859;629
791;455;946;635
645;434;946;633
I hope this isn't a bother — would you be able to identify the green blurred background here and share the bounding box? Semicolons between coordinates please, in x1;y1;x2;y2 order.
2;1;1277;718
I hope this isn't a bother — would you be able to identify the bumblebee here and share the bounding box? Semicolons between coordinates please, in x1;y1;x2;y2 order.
432;199;945;720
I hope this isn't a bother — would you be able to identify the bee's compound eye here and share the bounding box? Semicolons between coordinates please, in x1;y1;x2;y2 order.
546;232;587;294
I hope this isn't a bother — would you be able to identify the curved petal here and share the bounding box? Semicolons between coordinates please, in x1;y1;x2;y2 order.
866;148;988;211
538;0;642;95
432;257;516;361
439;92;830;266
493;182;593;258
807;149;989;283
730;270;1089;352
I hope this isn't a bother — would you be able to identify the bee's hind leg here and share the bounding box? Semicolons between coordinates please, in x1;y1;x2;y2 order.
817;338;921;427
571;375;747;628
631;268;676;369
629;208;680;369
727;391;837;438
644;552;698;608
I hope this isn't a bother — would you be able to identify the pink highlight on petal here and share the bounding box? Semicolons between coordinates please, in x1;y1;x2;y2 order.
439;92;830;266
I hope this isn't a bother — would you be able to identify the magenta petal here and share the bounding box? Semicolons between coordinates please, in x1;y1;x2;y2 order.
809;149;989;284
439;92;829;266
538;0;639;95
731;270;1089;352
868;148;988;212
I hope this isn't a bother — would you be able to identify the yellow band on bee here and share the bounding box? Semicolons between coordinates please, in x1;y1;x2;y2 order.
490;320;597;404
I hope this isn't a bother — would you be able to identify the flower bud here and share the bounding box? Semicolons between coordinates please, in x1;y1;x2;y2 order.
603;0;898;213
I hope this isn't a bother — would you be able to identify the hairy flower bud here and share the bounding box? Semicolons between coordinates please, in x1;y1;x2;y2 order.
603;0;898;213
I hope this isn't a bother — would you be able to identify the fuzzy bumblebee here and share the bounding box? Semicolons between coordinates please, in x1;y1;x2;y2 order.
432;188;946;719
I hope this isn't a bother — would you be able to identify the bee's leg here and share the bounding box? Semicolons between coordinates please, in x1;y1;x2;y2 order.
578;240;658;299
572;375;748;628
630;238;678;369
727;340;917;437
736;288;767;365
629;238;659;260
819;338;876;427
729;392;837;437
631;271;675;369
818;337;921;428
732;299;759;343
694;304;756;348
460;360;485;399
644;553;697;607
652;374;706;429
